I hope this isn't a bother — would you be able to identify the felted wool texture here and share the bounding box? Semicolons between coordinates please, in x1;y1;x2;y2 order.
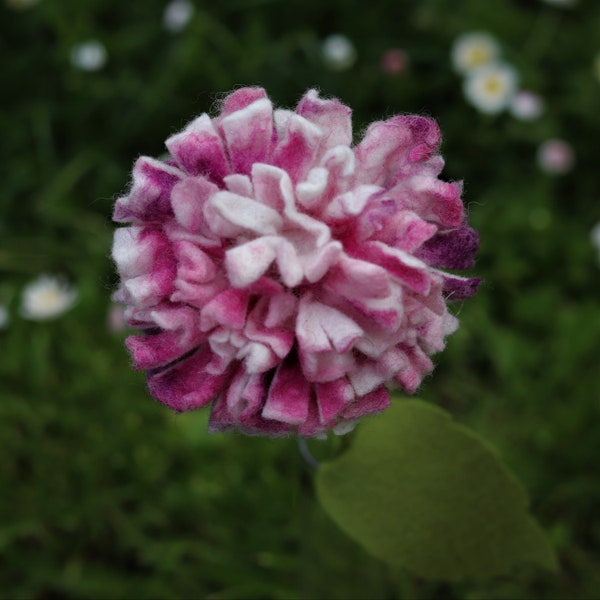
112;87;480;437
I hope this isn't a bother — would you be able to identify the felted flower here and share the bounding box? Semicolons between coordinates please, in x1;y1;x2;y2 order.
112;87;479;437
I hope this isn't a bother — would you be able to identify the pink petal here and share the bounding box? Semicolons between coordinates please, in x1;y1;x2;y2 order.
225;369;266;421
441;273;481;300
416;222;479;269
394;345;434;393
300;347;356;382
224;173;254;197
354;115;440;188
165;114;230;183
325;254;392;300
358;241;431;295
112;226;169;280
113;157;184;223
273;113;323;183
316;378;355;423
262;361;311;425
296;296;363;354
390;175;464;227
296;89;353;151
341;386;391;420
206;191;283;237
147;347;228;412
171;176;219;234
219;87;269;118
200;288;249;331
220;98;274;174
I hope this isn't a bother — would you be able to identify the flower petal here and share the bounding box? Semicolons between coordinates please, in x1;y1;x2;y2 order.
114;157;184;223
220;98;274;174
165;114;230;183
262;361;311;425
296;89;353;151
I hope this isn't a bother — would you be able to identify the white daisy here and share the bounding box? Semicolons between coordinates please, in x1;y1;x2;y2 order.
509;90;544;120
451;32;500;74
463;62;518;114
70;40;107;72
322;34;357;71
20;275;77;321
163;0;194;33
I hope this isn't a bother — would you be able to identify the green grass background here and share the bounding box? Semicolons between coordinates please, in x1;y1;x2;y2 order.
1;0;599;597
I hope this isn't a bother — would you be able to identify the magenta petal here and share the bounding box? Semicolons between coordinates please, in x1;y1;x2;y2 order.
171;176;219;233
200;288;249;331
147;348;228;412
219;87;269;118
442;274;481;300
209;392;293;437
296;397;324;437
126;330;194;370
354;116;439;187
296;89;353;151
359;241;431;295
416;223;480;269
341;386;391;420
126;304;203;369
221;98;274;174
165;114;230;183
316;378;354;423
225;369;266;421
114;157;184;223
273;113;323;183
395;345;434;393
262;361;311;425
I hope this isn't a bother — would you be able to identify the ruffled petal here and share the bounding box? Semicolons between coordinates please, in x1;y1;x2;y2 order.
165;114;230;183
114;157;184;223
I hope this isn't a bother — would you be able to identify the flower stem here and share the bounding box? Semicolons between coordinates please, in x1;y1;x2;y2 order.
297;437;320;471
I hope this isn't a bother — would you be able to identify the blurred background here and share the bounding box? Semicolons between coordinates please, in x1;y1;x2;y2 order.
1;0;599;597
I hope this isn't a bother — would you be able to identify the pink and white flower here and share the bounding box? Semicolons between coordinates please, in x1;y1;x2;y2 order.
112;87;479;437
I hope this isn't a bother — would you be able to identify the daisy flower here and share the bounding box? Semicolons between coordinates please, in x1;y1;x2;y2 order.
21;275;77;320
70;40;107;72
112;87;479;437
451;32;500;75
463;62;518;114
322;35;357;71
163;0;194;33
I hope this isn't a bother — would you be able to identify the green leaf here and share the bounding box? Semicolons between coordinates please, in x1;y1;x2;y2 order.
316;399;557;581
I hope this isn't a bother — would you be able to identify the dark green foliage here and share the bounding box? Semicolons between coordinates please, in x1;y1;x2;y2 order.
1;0;599;597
